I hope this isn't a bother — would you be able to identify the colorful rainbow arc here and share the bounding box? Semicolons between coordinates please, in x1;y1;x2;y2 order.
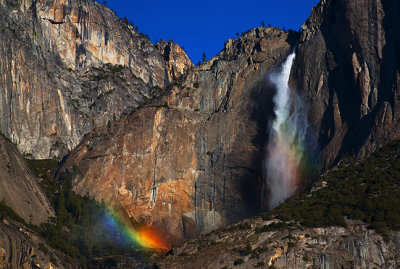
102;209;171;252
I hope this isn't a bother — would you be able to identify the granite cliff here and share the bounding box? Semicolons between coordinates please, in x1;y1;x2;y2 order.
0;134;53;225
1;0;400;266
292;0;400;167
57;27;299;243
0;0;191;159
57;0;400;243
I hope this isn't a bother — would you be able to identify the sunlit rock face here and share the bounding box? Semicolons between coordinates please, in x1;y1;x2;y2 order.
292;0;400;167
58;27;299;243
156;40;194;81
0;0;191;159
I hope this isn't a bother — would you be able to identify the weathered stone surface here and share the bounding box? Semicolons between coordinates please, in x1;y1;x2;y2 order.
156;40;194;81
57;27;299;243
292;0;400;167
0;0;192;159
0;218;74;269
0;135;53;225
156;219;400;269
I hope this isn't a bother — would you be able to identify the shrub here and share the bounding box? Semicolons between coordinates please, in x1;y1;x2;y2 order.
269;140;400;236
0;198;25;223
38;243;49;254
256;261;265;267
233;259;244;266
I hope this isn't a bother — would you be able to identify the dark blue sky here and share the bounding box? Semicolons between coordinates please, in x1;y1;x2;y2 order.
107;0;320;64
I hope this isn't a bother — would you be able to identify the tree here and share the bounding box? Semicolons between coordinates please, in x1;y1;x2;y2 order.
202;52;206;63
56;189;68;229
261;21;265;27
123;16;129;25
102;1;107;6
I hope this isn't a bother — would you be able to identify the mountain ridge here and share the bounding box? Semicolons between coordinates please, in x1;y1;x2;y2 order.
0;0;400;267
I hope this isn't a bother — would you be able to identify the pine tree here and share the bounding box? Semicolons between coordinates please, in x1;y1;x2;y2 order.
56;189;68;229
202;52;206;63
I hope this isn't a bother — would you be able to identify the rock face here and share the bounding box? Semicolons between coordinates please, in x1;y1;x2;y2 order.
0;0;191;159
156;40;194;81
55;0;400;245
57;27;299;243
4;0;400;256
292;0;400;167
0;218;74;269
156;219;400;269
0;135;53;225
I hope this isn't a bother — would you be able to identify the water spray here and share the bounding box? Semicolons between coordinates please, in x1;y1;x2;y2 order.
265;50;311;209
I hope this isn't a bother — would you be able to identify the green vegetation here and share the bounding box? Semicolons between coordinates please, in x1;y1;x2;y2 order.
233;258;244;266
35;169;151;267
255;221;301;233
6;0;19;8
0;198;25;224
256;261;265;267
25;159;58;178
38;243;49;255
89;63;127;83
202;52;206;63
221;222;252;233
264;140;400;238
25;159;59;204
3;158;151;267
237;243;254;257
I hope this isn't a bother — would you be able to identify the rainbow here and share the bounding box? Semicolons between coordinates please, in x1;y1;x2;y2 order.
265;51;317;209
102;208;171;252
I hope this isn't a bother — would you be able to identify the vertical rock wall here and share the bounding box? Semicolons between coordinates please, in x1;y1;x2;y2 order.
292;0;400;167
0;0;192;159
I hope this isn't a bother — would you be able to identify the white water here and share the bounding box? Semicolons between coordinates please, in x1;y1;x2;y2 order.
265;51;309;209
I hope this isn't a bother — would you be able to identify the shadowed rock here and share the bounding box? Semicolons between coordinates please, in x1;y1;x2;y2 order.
0;134;54;225
291;0;400;168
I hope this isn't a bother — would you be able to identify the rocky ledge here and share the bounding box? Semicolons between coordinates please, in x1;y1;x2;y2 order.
156;218;400;269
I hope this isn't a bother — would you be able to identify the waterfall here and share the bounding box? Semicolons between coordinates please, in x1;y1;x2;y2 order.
265;51;310;209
